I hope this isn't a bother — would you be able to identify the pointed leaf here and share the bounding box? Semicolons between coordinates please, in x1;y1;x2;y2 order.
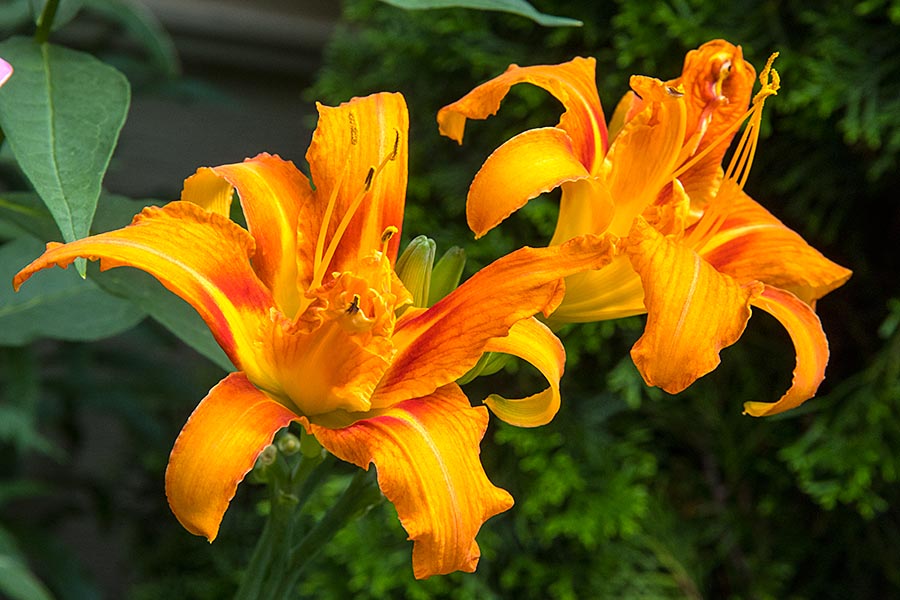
378;0;582;27
0;36;130;265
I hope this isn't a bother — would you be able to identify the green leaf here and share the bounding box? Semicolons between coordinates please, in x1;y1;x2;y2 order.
377;0;582;27
90;262;234;372
0;36;130;274
0;236;145;345
0;528;54;600
81;0;180;77
0;192;61;241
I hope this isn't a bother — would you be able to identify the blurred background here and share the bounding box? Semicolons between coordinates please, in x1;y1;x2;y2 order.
1;0;898;598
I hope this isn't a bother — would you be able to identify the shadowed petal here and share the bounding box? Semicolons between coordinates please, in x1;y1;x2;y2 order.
626;218;763;393
206;154;310;316
466;127;590;237
13;202;275;374
698;191;852;304
438;57;607;173
743;286;830;416
483;317;564;427
306;384;513;579
372;235;615;406
549;254;645;325
166;372;297;541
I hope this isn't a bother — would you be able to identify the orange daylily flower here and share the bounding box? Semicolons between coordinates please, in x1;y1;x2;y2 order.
438;40;851;416
14;93;614;578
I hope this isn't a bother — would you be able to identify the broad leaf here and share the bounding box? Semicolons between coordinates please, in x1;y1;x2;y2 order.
0;236;145;345
378;0;582;27
0;36;130;273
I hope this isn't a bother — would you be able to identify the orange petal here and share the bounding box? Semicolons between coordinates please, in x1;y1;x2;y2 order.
548;253;646;324
697;191;852;304
466;127;590;237
743;286;829;416
13;202;273;373
547;177;615;246
166;372;298;541
626;218;764;393
306;384;513;579
206;154;311;316
602;76;687;237
372;234;615;406
305;92;408;270
483;317;564;427
181;167;234;217
438;57;607;173
671;40;756;207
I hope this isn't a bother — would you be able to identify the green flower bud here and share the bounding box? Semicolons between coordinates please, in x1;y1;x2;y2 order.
428;246;466;307
395;235;436;308
276;432;302;456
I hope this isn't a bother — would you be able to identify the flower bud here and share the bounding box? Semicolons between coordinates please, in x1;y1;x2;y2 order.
428;246;466;307
276;432;302;456
395;235;436;308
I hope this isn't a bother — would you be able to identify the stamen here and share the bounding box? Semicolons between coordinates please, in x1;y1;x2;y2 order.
381;226;398;253
313;162;350;285
310;139;403;291
684;52;780;251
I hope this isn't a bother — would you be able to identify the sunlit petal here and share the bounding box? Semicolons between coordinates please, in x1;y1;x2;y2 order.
466;127;590;238
671;40;756;207
306;92;408;270
626;218;763;393
438;57;607;173
306;384;513;579
13;202;274;373
743;286;830;416
602;76;686;237
165;372;297;541
697;191;852;304
372;235;615;406
181;167;234;217
483;317;564;427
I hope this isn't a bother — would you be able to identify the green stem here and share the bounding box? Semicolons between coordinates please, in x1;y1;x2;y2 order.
233;482;295;600
34;0;60;44
271;469;382;597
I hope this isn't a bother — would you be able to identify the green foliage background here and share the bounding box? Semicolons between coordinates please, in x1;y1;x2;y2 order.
1;0;898;598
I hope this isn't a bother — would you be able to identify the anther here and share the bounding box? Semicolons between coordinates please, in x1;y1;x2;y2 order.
665;85;684;97
381;226;398;245
390;130;400;160
364;167;375;191
349;113;358;145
